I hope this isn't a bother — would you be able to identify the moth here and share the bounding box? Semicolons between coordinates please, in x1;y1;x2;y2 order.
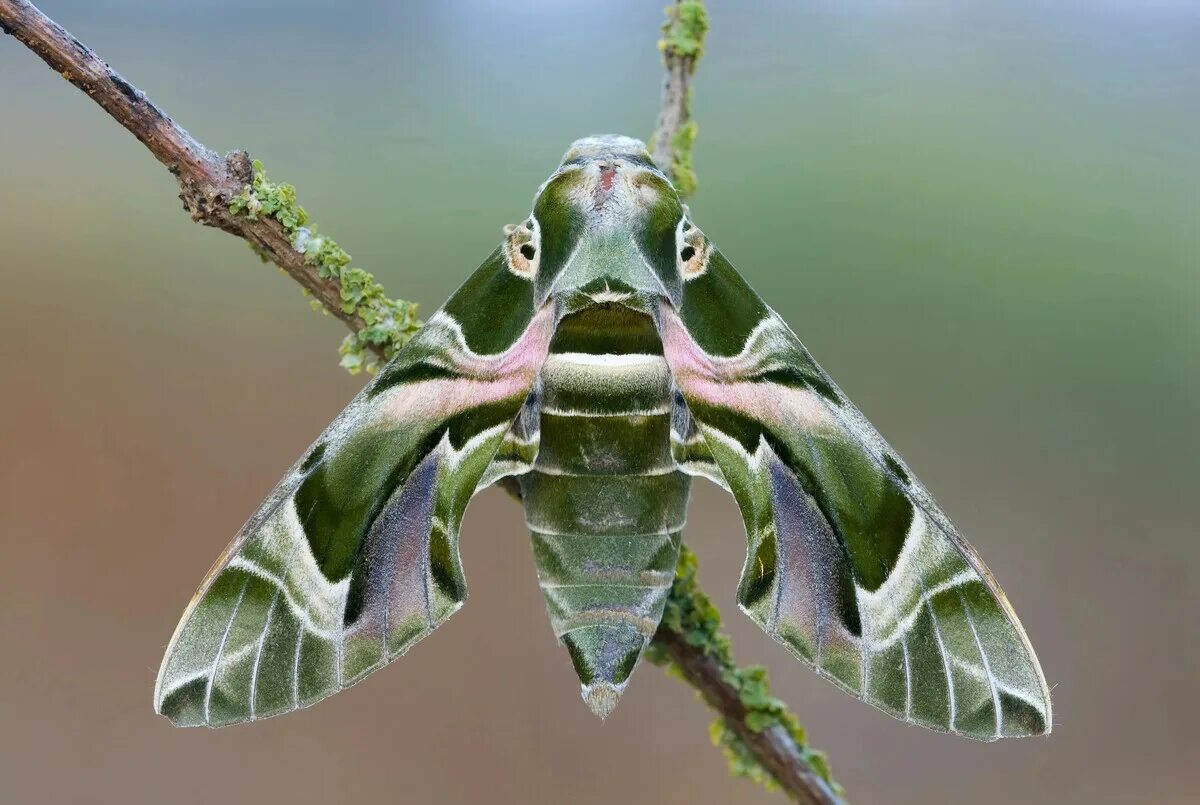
156;135;1051;740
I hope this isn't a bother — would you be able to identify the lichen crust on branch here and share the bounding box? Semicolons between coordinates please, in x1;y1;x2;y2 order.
650;0;709;197
227;160;421;373
648;546;843;800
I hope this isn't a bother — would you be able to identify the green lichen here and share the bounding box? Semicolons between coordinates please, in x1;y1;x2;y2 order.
648;545;842;797
670;102;699;198
228;160;421;374
655;2;708;198
659;1;709;61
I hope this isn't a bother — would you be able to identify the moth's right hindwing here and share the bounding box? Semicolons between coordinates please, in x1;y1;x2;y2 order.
155;247;555;727
659;243;1052;741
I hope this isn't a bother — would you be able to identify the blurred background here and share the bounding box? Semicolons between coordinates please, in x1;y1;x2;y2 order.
1;1;1196;802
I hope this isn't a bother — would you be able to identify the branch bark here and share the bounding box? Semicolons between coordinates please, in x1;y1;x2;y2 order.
650;0;707;197
0;0;382;354
2;1;843;801
656;629;843;805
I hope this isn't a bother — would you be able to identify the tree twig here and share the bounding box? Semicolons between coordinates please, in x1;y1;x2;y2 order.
0;0;418;369
1;1;843;800
657;631;842;804
645;4;844;802
650;0;708;198
647;547;843;804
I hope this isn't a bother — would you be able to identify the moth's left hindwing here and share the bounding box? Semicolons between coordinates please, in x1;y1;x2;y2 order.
155;247;554;726
659;244;1052;741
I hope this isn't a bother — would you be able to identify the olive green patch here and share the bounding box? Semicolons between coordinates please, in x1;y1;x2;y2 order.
866;641;908;716
883;453;910;486
632;187;684;303
795;434;915;594
427;518;465;604
208;575;278;725
342;630;385;686
522;470;690;537
678;250;770;356
157;678;207;727
1000;691;1049;737
295;633;336;706
531;531;679;587
531;173;587;302
296;427;422;582
536;412;673;476
820;641;862;694
252;601;302;718
387;613;429;658
906;605;952;728
562;624;646;686
737;526;776;613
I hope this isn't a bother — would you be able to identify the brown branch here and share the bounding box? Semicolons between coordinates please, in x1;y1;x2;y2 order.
2;1;842;801
646;4;844;803
656;629;843;805
0;0;382;357
649;0;707;197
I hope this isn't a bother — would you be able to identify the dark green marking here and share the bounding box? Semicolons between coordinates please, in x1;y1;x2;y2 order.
758;365;841;406
531;171;587;303
441;247;537;356
883;453;910;486
550;304;664;355
678;250;770;356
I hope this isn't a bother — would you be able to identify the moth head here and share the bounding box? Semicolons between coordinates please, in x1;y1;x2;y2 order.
525;135;691;306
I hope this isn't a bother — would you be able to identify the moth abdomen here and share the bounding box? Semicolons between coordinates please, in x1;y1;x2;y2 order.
520;306;690;718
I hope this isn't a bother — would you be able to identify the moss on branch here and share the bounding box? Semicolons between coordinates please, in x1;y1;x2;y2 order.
648;546;842;797
228;160;421;373
659;1;709;61
654;1;709;197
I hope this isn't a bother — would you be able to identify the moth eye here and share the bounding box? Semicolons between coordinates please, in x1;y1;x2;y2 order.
676;220;709;279
504;217;540;278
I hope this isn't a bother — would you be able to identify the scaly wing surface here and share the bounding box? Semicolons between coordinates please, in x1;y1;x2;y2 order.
155;248;555;726
658;247;1051;740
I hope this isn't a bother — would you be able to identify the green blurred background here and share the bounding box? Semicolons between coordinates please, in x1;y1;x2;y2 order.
1;1;1196;802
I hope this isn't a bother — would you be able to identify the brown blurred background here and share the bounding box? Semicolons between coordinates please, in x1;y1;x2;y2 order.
1;1;1197;803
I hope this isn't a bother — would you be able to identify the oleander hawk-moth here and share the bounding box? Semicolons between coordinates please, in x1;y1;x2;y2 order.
155;135;1051;740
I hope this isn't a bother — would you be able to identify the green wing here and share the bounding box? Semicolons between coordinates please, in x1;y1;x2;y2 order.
658;242;1052;740
155;247;555;726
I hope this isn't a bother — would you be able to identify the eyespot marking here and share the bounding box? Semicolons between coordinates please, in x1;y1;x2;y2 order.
675;218;711;280
504;215;541;278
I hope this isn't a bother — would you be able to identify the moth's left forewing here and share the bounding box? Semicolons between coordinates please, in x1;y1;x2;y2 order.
156;247;555;727
658;245;1051;740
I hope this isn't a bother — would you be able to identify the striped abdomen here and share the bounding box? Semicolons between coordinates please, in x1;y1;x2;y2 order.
519;305;690;716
